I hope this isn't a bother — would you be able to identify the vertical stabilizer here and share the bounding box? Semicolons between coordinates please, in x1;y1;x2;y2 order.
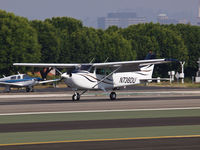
140;64;155;79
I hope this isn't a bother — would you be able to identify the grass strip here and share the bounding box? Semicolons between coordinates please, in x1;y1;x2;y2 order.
0;125;200;144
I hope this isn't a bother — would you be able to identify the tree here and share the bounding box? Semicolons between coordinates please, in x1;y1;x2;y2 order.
121;23;188;76
0;10;41;75
31;20;61;79
46;17;83;34
46;17;83;64
167;24;200;76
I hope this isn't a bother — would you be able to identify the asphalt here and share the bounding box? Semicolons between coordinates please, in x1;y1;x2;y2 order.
1;137;200;150
1;94;200;114
1;87;200;149
1;95;200;105
0;116;200;133
0;85;195;93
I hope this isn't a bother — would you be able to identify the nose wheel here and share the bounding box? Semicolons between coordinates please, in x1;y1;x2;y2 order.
72;92;80;101
110;92;117;100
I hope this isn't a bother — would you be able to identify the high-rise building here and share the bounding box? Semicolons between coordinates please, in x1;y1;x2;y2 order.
157;14;178;25
197;0;200;25
97;12;146;29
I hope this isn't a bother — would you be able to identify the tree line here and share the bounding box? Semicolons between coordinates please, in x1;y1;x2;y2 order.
0;10;200;78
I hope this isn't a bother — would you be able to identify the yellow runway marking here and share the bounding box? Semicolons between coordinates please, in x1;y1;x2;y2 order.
1;135;200;147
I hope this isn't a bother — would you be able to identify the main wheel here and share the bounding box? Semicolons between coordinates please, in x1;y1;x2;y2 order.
110;92;116;100
72;93;80;101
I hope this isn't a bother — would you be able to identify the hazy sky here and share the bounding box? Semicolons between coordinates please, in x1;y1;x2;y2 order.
0;0;199;27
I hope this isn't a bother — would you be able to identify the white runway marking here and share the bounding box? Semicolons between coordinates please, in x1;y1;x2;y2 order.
0;94;93;98
1;107;200;116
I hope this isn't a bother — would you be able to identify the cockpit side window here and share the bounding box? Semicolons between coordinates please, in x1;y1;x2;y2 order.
11;76;16;80
96;68;112;75
96;68;105;75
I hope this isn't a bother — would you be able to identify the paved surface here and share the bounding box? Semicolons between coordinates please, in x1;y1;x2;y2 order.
1;87;200;150
1;137;200;150
0;86;192;93
0;93;200;114
0;117;200;133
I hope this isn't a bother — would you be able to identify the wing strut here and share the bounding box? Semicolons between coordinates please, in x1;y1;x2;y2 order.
92;66;121;89
79;66;121;96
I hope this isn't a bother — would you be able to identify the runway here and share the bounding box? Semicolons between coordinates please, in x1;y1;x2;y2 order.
1;91;200;114
2;137;200;150
0;87;200;149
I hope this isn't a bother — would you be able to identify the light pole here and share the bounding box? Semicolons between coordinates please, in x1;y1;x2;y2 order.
179;61;185;84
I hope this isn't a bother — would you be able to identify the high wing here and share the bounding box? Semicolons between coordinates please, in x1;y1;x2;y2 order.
13;59;175;69
13;63;80;69
93;59;172;68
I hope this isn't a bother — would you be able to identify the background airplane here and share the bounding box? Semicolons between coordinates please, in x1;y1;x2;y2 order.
0;73;59;92
14;53;176;100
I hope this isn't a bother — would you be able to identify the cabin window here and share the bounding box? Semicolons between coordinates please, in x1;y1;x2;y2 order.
17;76;21;79
11;76;16;80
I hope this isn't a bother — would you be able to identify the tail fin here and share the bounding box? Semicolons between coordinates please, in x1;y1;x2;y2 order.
140;64;155;79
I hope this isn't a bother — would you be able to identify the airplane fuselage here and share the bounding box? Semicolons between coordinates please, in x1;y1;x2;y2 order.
61;71;151;90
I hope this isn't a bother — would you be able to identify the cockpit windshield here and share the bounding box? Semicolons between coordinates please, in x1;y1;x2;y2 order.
71;65;94;73
80;65;92;71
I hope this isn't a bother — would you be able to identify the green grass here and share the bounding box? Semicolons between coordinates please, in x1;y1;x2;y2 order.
1;109;200;124
1;125;200;144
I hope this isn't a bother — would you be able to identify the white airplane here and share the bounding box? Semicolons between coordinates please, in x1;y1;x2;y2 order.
13;57;175;100
0;73;59;92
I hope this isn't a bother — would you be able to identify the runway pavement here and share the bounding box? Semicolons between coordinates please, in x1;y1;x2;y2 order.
2;137;200;150
0;86;200;149
0;90;200;114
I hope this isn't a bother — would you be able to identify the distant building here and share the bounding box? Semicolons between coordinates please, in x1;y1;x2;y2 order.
197;0;200;25
157;14;178;25
97;12;147;29
178;19;188;24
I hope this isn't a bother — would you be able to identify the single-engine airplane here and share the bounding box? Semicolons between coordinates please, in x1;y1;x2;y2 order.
0;73;59;92
13;54;175;100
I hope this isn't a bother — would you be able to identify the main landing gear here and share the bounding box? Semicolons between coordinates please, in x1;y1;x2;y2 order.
72;91;117;101
72;92;80;101
110;91;117;100
26;86;34;92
